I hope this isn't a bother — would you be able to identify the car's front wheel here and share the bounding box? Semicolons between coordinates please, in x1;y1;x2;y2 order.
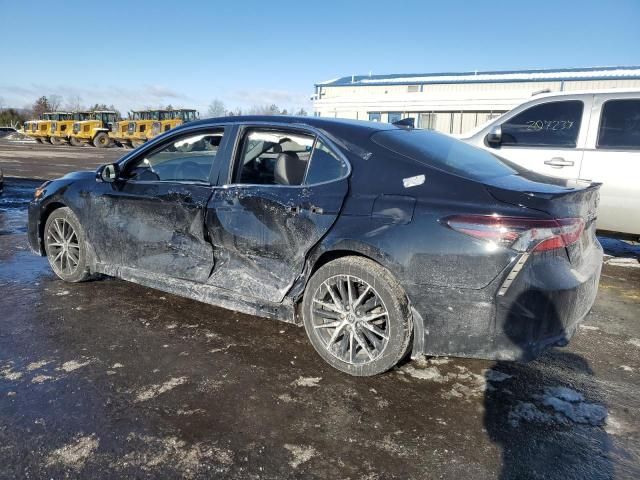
44;207;93;283
303;256;412;376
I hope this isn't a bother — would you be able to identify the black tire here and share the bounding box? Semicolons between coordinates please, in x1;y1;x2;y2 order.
302;256;412;376
44;207;93;283
34;137;43;144
93;132;110;148
69;136;83;147
50;136;64;146
43;137;53;144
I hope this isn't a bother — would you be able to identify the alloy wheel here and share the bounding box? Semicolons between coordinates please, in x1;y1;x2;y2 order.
311;274;390;365
46;217;80;275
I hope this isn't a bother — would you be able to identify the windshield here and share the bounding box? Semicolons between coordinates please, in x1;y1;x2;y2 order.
371;129;520;181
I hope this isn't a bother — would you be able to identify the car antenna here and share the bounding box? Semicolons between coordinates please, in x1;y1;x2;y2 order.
392;118;415;129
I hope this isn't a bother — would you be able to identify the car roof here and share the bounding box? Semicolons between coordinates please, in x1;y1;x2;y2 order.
530;88;640;99
182;115;399;136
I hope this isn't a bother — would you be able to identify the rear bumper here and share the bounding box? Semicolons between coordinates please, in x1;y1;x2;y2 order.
406;243;603;361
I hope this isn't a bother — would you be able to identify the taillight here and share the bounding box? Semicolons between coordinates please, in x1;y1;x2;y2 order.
445;215;584;252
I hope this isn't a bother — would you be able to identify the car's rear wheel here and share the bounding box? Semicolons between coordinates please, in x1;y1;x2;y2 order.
302;256;412;376
50;136;64;146
44;207;92;283
34;137;43;144
69;137;83;147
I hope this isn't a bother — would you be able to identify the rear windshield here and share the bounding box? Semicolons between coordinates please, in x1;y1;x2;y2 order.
371;129;518;181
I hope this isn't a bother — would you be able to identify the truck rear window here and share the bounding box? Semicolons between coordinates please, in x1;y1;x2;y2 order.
371;129;519;181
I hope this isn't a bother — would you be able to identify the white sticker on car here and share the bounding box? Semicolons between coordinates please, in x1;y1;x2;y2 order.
403;174;425;188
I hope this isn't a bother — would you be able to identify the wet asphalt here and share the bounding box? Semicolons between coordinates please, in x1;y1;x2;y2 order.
1;143;640;479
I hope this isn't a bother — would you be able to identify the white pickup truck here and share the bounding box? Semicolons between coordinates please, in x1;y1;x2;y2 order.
460;90;640;236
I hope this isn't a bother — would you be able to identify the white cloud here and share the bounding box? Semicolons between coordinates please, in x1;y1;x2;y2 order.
0;83;194;113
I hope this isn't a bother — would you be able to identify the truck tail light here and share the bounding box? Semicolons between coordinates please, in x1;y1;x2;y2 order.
445;215;584;252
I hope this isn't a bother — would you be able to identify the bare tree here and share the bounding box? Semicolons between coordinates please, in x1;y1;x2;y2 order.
65;95;84;112
48;94;63;111
247;104;283;115
207;99;226;118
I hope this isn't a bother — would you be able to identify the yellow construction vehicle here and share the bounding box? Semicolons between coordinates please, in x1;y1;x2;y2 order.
109;113;134;149
153;109;198;138
50;111;91;145
126;109;198;148
125;110;164;148
68;110;119;148
23;120;37;138
31;112;72;143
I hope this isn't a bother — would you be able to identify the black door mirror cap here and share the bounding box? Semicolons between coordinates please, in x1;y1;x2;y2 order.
486;125;502;147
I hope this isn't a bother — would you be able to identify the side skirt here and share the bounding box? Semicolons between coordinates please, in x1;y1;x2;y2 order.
94;263;298;324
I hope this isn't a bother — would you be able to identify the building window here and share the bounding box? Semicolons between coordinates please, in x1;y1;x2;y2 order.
419;113;436;130
387;112;402;124
368;112;381;122
597;99;640;150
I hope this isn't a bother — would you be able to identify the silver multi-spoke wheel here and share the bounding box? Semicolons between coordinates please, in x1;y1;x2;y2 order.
46;217;80;276
311;274;390;365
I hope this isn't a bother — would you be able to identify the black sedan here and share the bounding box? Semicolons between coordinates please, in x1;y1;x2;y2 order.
28;116;602;376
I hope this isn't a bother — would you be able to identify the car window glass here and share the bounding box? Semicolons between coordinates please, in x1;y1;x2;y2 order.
305;140;348;184
127;130;224;182
597;99;640;150
501;101;583;147
372;129;520;181
236;129;314;185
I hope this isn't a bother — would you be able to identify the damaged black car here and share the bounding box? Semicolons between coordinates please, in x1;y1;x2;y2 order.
27;116;603;376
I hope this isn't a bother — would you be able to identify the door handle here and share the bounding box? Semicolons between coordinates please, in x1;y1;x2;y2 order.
287;205;301;214
310;205;324;214
544;157;574;168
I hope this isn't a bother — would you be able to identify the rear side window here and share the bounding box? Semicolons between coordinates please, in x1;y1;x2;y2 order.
372;129;519;181
305;140;348;184
597;99;640;150
500;101;583;148
235;129;314;186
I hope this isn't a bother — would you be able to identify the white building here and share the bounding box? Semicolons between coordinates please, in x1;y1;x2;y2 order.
312;66;640;134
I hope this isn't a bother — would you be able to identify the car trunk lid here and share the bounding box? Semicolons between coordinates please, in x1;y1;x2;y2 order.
484;173;601;265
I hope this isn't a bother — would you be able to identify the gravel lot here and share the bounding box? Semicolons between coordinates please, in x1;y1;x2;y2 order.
1;141;639;479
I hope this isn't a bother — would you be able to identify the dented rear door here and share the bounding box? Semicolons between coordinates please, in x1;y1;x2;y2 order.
205;125;349;303
205;181;347;303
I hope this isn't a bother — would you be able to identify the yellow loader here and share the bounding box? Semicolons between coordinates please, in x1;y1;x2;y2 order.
149;109;198;140
31;112;72;144
127;110;166;148
50;111;91;145
69;111;119;148
109;113;134;149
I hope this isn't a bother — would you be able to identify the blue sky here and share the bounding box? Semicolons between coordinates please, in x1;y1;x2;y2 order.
1;0;638;114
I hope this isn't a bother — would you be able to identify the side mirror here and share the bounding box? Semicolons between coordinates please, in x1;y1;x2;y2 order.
96;163;119;183
486;125;502;146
